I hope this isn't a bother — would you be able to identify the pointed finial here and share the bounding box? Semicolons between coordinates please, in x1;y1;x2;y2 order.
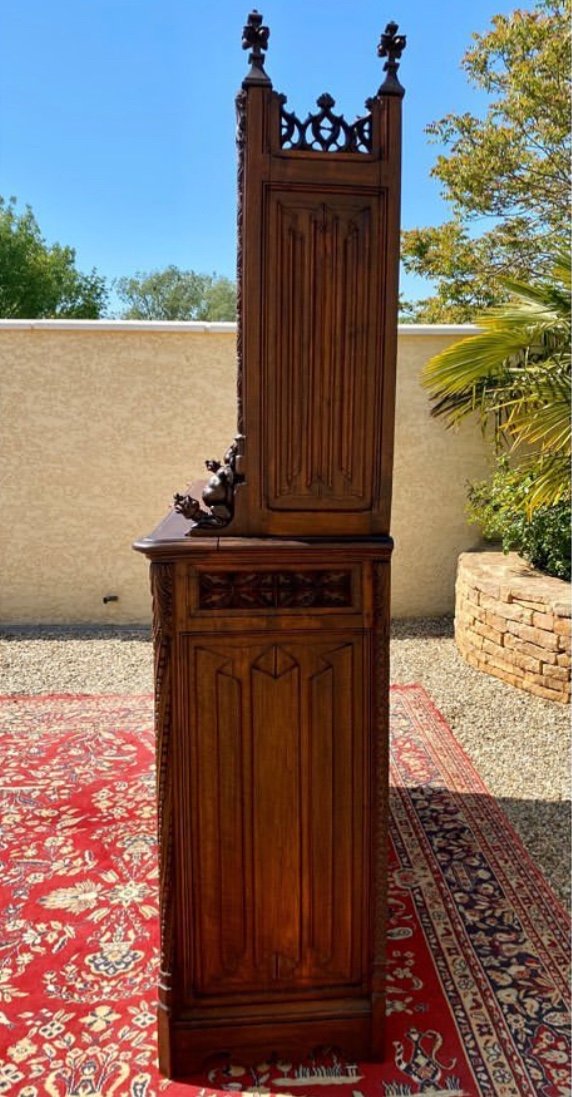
242;10;271;87
377;20;406;97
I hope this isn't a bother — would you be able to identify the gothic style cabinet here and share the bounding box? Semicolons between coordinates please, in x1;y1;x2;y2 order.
135;12;406;1080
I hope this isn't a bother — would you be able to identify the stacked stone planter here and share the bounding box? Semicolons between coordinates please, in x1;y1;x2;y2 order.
456;552;571;703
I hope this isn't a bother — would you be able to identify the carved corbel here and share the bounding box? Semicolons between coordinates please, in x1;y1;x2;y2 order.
173;434;245;533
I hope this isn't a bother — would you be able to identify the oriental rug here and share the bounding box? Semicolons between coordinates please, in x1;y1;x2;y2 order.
0;687;569;1097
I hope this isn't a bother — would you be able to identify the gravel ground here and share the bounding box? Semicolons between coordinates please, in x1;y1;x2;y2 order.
1;618;569;908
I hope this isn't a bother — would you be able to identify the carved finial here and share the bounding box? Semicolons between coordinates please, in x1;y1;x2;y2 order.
242;10;271;87
377;20;406;97
316;93;335;111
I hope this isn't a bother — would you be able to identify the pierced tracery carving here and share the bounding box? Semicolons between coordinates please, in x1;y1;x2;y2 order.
174;435;245;531
280;93;372;154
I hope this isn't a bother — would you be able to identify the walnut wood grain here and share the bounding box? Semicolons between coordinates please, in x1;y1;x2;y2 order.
181;631;366;997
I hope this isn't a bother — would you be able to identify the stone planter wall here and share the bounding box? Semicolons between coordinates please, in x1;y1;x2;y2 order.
455;552;571;703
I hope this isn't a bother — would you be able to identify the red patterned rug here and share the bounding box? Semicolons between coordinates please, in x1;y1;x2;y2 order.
0;687;569;1097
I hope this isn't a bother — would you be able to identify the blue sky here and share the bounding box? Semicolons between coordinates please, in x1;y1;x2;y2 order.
0;0;521;310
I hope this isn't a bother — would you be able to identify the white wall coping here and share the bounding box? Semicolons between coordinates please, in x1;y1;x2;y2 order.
0;319;480;336
0;319;237;333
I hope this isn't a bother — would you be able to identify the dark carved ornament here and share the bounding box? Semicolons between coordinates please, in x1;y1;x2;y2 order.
242;9;270;85
377;20;406;96
280;93;372;154
174;435;245;531
198;569;353;610
235;89;247;434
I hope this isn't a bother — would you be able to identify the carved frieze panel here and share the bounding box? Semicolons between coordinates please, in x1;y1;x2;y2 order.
197;569;353;610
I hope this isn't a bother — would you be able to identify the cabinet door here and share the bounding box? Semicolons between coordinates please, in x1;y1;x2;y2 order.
177;631;370;1001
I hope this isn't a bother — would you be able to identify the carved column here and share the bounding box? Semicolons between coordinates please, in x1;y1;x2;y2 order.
150;562;175;1074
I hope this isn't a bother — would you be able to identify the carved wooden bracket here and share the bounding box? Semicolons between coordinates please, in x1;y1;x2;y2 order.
173;435;245;532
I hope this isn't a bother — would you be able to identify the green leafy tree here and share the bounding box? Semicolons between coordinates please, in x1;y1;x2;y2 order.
116;266;236;321
401;1;571;321
0;196;108;318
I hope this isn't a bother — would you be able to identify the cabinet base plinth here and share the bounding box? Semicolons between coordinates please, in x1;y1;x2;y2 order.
161;1005;384;1080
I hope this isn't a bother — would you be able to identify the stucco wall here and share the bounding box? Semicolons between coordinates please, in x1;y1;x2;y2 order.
0;321;488;623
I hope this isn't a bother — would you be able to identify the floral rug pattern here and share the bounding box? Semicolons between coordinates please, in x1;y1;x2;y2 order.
0;687;569;1097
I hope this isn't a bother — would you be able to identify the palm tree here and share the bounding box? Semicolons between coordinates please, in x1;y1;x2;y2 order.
422;251;571;511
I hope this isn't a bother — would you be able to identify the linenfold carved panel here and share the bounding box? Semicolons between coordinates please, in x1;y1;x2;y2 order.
190;647;246;991
264;192;381;511
182;634;367;998
251;645;301;979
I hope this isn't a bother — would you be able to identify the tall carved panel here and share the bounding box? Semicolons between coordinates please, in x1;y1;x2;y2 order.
135;9;405;1080
265;195;380;511
180;634;366;1000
